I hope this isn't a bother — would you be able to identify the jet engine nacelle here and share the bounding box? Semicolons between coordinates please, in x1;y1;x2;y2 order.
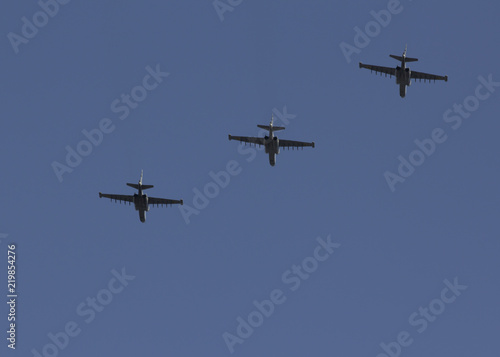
395;66;401;84
406;68;411;86
264;135;270;153
274;137;280;155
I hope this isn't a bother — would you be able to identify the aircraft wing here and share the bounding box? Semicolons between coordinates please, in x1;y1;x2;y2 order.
359;63;395;77
410;70;448;82
148;197;183;207
279;139;315;149
99;193;134;203
228;135;266;147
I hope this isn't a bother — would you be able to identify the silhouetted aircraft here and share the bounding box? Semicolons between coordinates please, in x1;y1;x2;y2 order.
99;171;183;223
359;45;448;98
228;115;315;166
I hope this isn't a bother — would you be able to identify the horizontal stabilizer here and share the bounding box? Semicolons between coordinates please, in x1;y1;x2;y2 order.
257;125;285;131
126;183;154;190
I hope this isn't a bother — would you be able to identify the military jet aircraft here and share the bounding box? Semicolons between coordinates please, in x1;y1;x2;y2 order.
99;171;183;223
228;115;315;166
359;46;448;98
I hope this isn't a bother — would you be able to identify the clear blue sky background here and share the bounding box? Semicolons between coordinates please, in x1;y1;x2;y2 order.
1;1;499;356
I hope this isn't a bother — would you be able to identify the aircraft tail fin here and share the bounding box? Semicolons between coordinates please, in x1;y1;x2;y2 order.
390;55;418;62
257;113;285;132
257;124;285;132
126;170;154;190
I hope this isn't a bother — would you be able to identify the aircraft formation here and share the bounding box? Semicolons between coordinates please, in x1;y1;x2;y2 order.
99;46;448;222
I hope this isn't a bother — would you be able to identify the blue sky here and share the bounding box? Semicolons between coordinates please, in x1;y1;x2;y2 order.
1;1;499;356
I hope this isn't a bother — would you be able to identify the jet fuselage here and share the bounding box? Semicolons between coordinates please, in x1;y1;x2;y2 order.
394;57;412;98
133;192;149;223
125;177;152;222
264;127;280;166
